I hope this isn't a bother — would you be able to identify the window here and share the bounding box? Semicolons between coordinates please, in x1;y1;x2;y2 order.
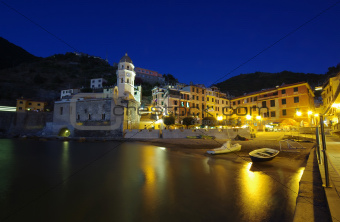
270;100;275;107
192;87;195;92
98;84;100;87
254;96;257;101
92;80;95;83
294;87;298;92
181;102;184;107
98;80;101;82
271;111;276;117
263;112;268;117
222;100;224;104
196;96;199;100
196;89;198;93
121;78;123;83
233;102;236;105
207;97;209;101
202;90;205;94
174;101;178;105
127;66;129;69
281;89;286;94
19;107;22;110
88;114;91;120
202;97;204;101
282;99;286;105
161;102;164;105
77;114;80;120
28;103;32;105
60;107;63;115
37;103;41;106
238;100;240;105
127;78;129;83
102;114;105;120
282;109;286;116
84;109;87;113
162;94;164;98
19;101;23;104
212;98;214;102
294;96;299;103
262;101;266;107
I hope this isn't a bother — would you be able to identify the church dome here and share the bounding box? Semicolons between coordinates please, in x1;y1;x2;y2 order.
120;53;132;63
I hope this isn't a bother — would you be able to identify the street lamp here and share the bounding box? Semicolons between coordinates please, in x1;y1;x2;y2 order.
296;111;302;116
246;115;251;120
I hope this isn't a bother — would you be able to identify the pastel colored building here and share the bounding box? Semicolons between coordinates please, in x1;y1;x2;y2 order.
16;98;47;112
135;67;165;84
321;72;340;132
229;82;315;129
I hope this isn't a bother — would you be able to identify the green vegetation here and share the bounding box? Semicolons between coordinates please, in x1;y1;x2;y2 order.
163;115;175;128
202;117;217;126
182;117;195;128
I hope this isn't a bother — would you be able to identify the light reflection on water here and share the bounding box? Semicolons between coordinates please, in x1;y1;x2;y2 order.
0;140;303;221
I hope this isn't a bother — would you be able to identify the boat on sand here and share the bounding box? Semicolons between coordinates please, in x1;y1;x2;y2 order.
206;141;241;154
249;148;279;162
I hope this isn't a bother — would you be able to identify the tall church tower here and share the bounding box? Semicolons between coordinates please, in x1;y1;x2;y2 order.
116;53;136;99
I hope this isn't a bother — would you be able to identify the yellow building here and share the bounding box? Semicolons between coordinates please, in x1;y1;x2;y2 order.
229;82;315;130
16;98;47;112
321;72;340;132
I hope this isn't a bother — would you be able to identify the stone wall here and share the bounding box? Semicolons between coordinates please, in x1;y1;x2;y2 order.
9;112;53;135
0;111;16;134
162;128;250;139
123;128;250;139
124;129;160;139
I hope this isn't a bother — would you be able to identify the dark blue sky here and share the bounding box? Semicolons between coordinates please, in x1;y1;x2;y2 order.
1;0;340;86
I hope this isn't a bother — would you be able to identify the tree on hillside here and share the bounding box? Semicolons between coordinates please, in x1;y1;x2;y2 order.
163;74;178;85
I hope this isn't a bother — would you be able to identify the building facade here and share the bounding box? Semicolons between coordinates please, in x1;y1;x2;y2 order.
321;72;340;132
229;82;315;129
16;98;47;112
52;53;141;137
135;67;165;84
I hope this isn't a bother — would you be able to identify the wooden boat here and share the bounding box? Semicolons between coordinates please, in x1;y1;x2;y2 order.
207;141;241;154
249;148;279;162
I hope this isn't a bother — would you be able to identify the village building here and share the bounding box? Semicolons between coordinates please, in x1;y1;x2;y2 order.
52;53;141;137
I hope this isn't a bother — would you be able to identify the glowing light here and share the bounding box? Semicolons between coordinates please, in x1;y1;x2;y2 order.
307;111;313;115
217;116;223;121
256;116;261;120
0;106;16;112
332;103;340;108
314;113;319;117
246;115;251;120
296;111;302;116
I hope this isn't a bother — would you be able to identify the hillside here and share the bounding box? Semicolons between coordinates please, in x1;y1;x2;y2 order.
0;37;40;69
215;70;335;97
0;52;117;106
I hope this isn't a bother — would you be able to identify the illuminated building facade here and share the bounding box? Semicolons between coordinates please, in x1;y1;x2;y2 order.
16;98;47;112
229;82;315;129
321;72;340;132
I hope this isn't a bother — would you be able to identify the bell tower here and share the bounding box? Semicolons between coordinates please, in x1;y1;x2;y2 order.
116;53;136;99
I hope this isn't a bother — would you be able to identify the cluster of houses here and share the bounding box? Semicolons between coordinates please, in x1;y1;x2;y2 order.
15;53;340;137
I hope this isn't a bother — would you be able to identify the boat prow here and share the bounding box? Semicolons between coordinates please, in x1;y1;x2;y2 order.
207;141;241;154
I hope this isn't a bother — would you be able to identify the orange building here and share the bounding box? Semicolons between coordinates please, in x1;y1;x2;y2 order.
229;82;315;129
16;98;47;112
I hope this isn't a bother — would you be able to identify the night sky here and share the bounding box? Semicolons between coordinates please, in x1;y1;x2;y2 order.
1;0;340;86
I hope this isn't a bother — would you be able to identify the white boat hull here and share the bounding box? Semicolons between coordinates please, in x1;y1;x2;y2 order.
207;142;241;154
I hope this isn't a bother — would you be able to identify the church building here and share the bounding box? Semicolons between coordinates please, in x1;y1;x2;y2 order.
52;53;141;137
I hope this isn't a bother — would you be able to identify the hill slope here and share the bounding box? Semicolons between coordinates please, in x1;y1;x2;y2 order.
215;71;330;97
0;37;40;69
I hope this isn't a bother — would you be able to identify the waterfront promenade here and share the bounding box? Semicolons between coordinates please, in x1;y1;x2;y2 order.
320;134;340;222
